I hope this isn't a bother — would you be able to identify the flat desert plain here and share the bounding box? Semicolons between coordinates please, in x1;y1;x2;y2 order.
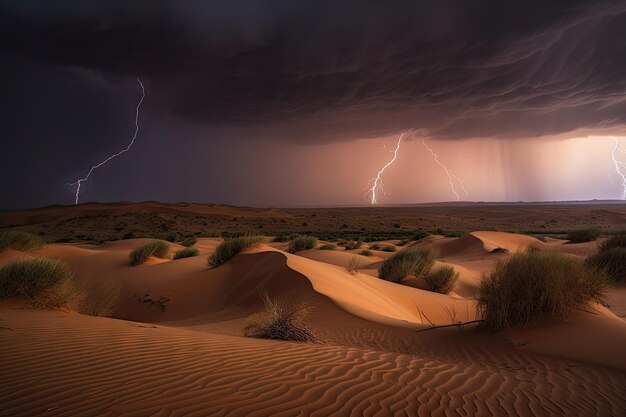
0;202;625;417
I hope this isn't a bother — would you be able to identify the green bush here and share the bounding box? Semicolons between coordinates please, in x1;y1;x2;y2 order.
0;230;42;252
209;235;266;267
378;248;436;283
380;245;397;252
566;228;600;243
477;250;608;332
344;239;363;250
360;249;374;257
0;258;76;308
585;248;626;283
288;236;318;254
179;237;198;247
599;231;626;252
318;244;337;251
129;240;170;266
424;266;458;294
173;247;200;260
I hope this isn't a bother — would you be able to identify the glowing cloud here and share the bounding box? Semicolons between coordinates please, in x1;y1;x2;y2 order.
68;77;145;204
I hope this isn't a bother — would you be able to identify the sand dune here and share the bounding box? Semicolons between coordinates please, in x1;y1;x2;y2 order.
1;230;625;416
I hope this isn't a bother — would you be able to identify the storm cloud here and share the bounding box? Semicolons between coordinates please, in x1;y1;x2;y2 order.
2;0;625;142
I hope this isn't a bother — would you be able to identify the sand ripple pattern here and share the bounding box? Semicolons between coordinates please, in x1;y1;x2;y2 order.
1;309;625;417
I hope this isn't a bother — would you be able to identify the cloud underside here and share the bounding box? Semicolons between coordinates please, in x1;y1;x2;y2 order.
2;0;626;142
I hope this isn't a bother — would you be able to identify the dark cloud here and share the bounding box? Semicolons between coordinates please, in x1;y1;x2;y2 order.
1;0;625;143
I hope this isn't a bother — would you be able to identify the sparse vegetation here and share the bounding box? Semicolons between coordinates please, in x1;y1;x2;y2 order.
288;236;318;253
360;249;374;257
566;228;600;243
77;274;120;317
129;240;170;266
208;235;266;267
179;236;198;247
318;243;337;251
585;248;626;283
0;230;42;252
174;247;200;260
0;258;76;308
344;239;363;250
272;234;289;243
380;245;397;252
378;247;436;283
599;231;626;251
477;250;608;332
244;292;316;342
369;243;382;250
424;266;459;294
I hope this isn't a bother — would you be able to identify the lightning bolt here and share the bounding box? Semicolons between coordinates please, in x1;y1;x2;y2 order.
422;139;466;201
611;137;626;200
68;77;145;204
367;132;405;204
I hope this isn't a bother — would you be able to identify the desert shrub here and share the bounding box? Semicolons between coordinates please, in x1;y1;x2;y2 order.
378;248;436;283
244;292;316;342
424;266;458;294
344;239;363;250
77;274;120;317
208;235;266;267
566;228;600;243
0;230;42;252
272;234;289;243
180;237;198;247
129;240;170;266
380;245;397;252
174;247;200;260
585;248;626;283
360;249;374;257
477;250;608;332
318;244;337;251
0;258;76;308
288;236;318;253
599;231;626;252
369;243;382;250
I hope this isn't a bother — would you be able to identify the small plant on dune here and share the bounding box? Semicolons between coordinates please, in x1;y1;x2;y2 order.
288;236;318;254
0;230;42;252
174;247;200;260
344;239;363;250
378;247;436;283
244;292;316;342
208;235;266;267
368;243;382;250
0;258;78;308
179;236;198;247
477;250;608;332
347;256;361;274
380;245;397;252
360;249;373;257
585;248;626;284
599;231;626;251
129;240;170;266
424;266;459;294
271;234;289;243
318;243;337;251
566;228;600;243
77;274;121;317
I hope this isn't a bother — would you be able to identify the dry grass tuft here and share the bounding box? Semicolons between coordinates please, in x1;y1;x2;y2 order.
318;243;337;251
378;247;436;283
76;274;120;317
0;258;78;309
129;240;170;266
424;265;458;294
208;235;266;267
244;292;316;342
0;230;42;252
477;250;608;332
288;236;318;253
174;247;200;260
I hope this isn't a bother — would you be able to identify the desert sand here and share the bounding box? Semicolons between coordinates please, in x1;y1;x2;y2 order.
1;204;625;416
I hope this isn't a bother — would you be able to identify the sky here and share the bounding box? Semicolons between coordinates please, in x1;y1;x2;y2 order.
1;0;625;210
